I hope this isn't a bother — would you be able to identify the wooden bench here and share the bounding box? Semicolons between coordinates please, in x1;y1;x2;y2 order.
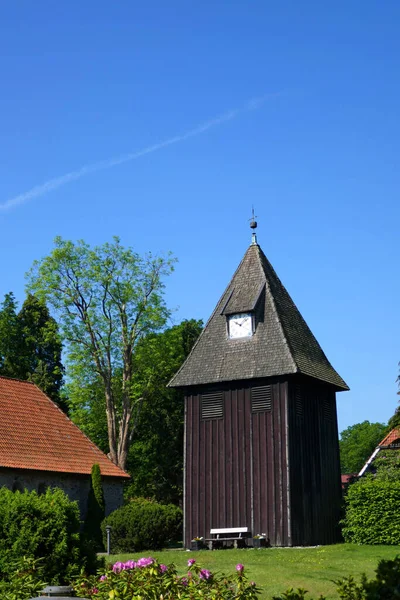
205;527;250;550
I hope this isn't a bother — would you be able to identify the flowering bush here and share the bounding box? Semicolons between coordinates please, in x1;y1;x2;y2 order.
75;557;260;599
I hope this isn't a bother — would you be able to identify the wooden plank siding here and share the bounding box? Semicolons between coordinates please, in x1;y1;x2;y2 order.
288;376;342;546
184;375;342;548
184;378;290;548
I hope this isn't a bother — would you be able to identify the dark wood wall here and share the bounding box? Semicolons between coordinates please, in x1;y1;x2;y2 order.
288;377;342;545
184;378;290;548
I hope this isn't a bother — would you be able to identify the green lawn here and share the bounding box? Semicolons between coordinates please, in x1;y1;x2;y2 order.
108;544;400;599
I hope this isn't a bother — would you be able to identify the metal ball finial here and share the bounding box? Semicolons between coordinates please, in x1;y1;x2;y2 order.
249;207;258;244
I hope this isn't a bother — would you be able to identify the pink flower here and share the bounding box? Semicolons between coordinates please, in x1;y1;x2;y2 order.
137;557;154;568
160;564;168;573
250;581;256;586
187;558;196;567
99;575;107;581
112;561;124;573
236;563;244;573
199;569;212;580
180;576;189;586
91;588;99;594
124;560;136;569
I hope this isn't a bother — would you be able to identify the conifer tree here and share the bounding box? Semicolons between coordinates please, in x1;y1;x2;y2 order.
0;292;65;411
18;294;65;410
84;463;105;550
0;292;21;378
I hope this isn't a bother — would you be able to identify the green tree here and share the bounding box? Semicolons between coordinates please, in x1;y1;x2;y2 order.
371;449;400;481
0;292;21;378
126;319;203;504
0;294;64;410
388;407;400;430
339;420;388;474
67;375;109;453
387;363;400;429
18;294;65;409
27;237;175;470
67;319;202;504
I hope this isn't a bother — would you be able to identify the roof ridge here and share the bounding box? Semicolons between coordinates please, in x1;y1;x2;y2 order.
255;245;298;374
0;375;36;385
379;427;400;446
256;245;348;390
168;244;253;387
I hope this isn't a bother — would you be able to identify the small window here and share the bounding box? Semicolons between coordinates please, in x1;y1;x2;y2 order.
201;391;223;420
251;385;272;413
323;398;333;422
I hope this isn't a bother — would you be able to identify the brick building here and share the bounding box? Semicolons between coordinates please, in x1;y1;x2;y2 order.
0;376;128;518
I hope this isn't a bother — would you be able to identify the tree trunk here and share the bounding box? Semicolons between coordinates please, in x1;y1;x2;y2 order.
115;345;134;470
104;384;118;466
117;409;131;471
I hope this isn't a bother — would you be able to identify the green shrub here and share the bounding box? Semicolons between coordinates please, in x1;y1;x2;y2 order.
0;557;46;600
74;557;260;599
273;590;326;599
336;555;400;599
341;479;400;544
83;463;105;551
0;487;92;583
102;497;182;552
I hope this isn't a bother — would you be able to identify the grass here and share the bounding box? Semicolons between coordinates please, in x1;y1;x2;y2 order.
108;544;400;599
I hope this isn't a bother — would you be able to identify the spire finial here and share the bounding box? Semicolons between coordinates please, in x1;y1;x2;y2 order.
249;206;258;244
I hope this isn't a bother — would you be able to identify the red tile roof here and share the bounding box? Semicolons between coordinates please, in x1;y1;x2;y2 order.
0;376;129;478
341;474;356;485
379;428;400;447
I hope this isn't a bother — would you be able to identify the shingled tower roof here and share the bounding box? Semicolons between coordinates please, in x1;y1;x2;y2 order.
169;242;348;390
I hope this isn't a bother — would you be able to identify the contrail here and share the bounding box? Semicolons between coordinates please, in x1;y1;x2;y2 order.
0;93;278;211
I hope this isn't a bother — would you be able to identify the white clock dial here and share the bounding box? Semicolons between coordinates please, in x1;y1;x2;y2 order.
228;313;253;339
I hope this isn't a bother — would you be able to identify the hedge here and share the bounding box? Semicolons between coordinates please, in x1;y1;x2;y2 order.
341;478;400;544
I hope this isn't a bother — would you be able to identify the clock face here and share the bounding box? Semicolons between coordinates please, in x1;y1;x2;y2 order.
228;313;253;339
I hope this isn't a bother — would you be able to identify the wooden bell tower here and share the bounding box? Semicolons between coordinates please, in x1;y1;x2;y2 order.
169;219;348;547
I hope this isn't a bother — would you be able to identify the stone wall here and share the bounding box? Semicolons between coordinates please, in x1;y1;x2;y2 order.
0;467;124;519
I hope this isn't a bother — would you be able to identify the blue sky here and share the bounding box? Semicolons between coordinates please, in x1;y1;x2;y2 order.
0;1;399;433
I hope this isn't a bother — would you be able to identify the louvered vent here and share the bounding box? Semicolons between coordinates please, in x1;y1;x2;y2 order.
323;398;333;422
201;392;223;420
251;385;272;413
295;386;303;418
